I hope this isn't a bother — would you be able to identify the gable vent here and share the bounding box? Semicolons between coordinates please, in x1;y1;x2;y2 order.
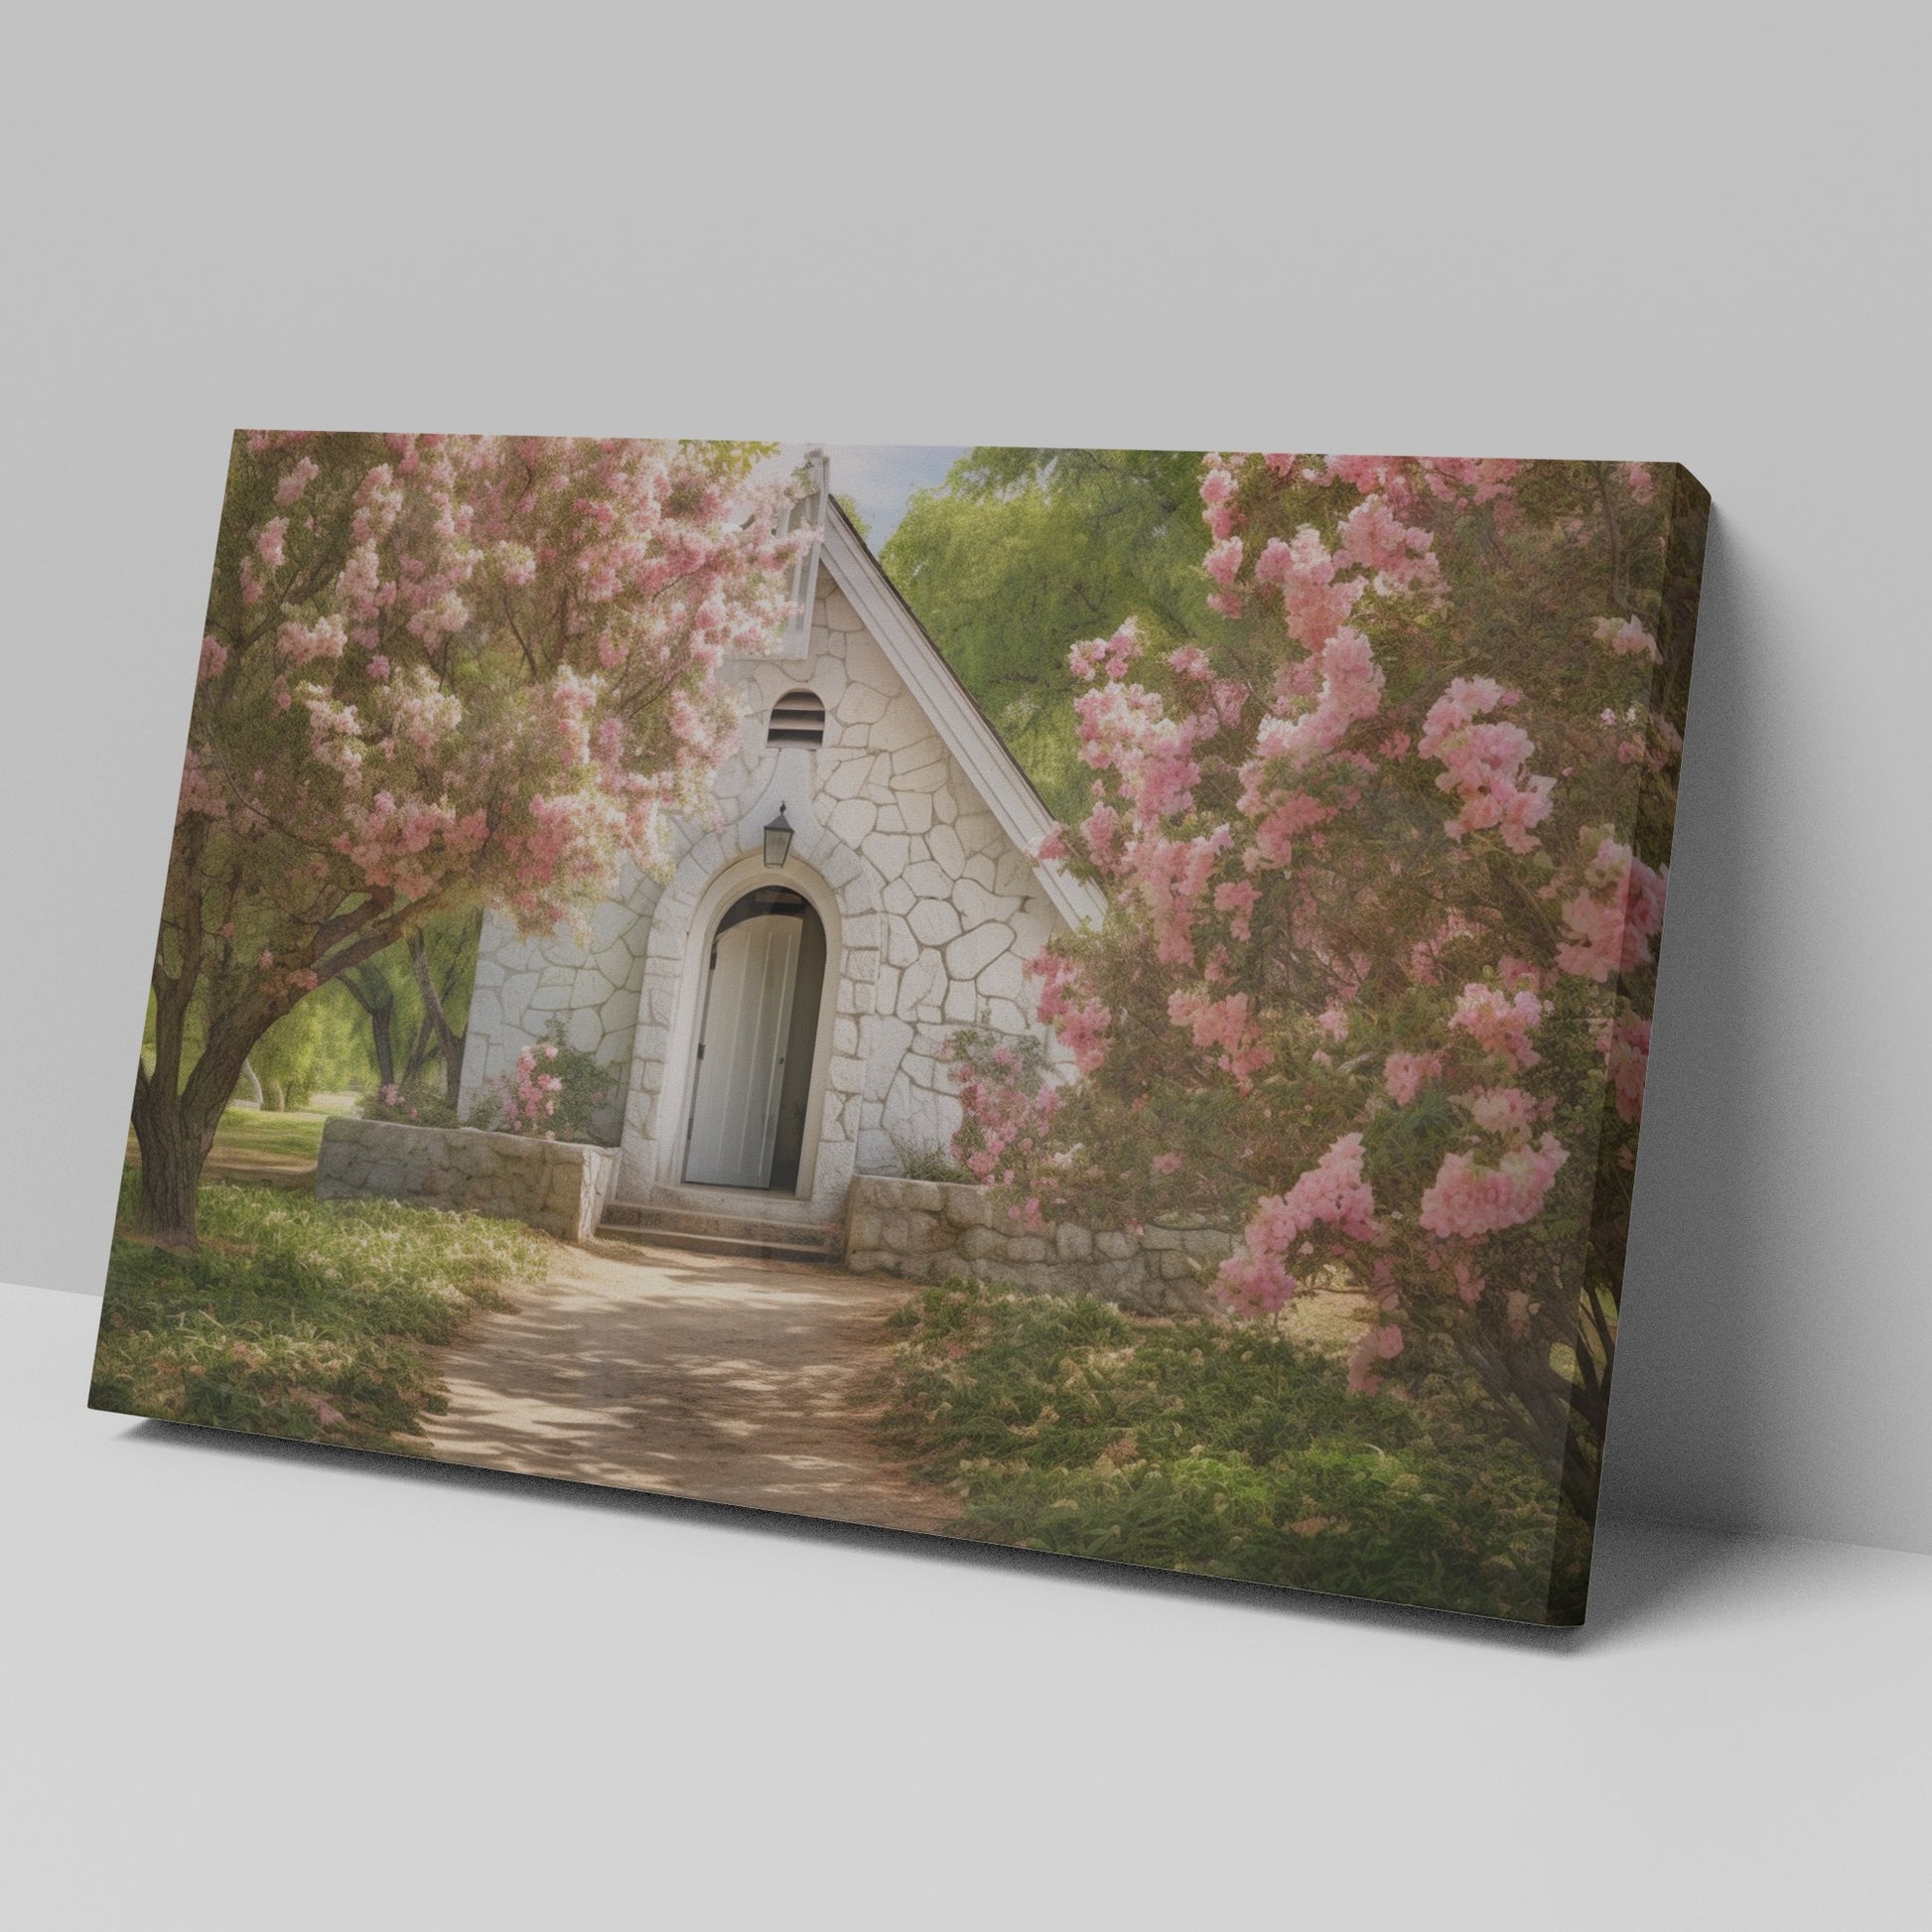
767;689;826;747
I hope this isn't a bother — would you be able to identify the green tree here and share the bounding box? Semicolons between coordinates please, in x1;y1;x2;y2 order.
880;449;1218;820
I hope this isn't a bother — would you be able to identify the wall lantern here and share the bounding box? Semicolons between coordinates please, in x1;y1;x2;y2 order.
762;805;795;870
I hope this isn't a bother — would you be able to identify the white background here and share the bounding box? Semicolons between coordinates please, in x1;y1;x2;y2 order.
3;5;1929;1925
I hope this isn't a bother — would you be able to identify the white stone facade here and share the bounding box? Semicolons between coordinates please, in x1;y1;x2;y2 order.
460;521;1095;1224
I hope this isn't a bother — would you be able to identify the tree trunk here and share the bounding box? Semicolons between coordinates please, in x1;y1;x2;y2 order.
344;966;398;1090
129;1092;209;1242
407;928;467;1110
369;1003;395;1090
129;1048;245;1245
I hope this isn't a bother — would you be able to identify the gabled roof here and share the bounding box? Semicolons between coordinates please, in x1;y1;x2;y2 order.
812;494;1106;932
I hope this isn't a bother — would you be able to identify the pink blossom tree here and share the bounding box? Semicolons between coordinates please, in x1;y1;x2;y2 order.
951;453;1706;1520
138;433;804;1242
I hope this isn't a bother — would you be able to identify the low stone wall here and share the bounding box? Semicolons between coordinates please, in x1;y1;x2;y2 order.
316;1118;621;1243
844;1174;1233;1313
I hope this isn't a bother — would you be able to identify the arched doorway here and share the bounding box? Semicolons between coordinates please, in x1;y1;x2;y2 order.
681;886;828;1193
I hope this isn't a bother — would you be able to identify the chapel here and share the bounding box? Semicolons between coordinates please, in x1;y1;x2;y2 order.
456;455;1102;1250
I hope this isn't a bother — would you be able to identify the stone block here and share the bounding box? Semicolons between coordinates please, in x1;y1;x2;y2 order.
1055;1224;1094;1262
945;921;1014;982
941;1185;994;1229
1007;1237;1048;1263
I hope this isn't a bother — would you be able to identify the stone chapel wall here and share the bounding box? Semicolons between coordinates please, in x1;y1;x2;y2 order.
459;569;1069;1198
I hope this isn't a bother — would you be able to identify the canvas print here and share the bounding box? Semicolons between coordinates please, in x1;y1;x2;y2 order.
91;436;1708;1624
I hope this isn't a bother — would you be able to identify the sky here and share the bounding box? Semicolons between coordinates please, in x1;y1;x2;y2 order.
749;443;968;548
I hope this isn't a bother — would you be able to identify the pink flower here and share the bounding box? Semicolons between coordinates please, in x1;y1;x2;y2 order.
275;457;320;505
1152;1152;1183;1174
1170;986;1274;1091
1449;982;1545;1070
1467;1085;1540;1142
1597;1014;1652;1123
1593;615;1660;661
1212;879;1258;941
1383;1051;1444;1105
1217;1135;1377;1313
1347;1322;1404;1395
1418;1136;1569;1239
1419;677;1555;853
1556;833;1667;981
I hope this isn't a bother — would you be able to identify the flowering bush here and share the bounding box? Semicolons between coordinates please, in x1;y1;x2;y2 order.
952;453;1705;1517
468;1024;621;1144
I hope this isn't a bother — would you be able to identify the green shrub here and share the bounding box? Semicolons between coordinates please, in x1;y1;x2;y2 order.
468;1021;621;1145
892;1136;973;1184
91;1173;548;1449
360;1086;460;1129
877;1280;1565;1621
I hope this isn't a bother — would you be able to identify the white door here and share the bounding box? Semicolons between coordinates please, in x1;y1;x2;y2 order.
682;913;802;1188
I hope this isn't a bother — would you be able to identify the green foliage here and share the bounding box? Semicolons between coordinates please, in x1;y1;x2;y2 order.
91;1173;548;1449
467;1020;623;1145
250;988;358;1108
880;449;1218;820
892;1136;973;1184
879;1281;1574;1621
360;1089;460;1129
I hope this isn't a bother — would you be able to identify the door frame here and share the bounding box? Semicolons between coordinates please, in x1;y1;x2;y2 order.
662;852;842;1203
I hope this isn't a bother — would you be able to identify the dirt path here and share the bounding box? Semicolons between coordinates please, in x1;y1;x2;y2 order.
419;1241;958;1534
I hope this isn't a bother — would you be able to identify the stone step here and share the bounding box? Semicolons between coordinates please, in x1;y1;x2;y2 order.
635;1182;832;1227
598;1200;845;1265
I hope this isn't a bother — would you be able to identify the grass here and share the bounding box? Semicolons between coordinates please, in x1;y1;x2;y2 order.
91;1170;550;1451
125;1105;337;1182
877;1281;1570;1622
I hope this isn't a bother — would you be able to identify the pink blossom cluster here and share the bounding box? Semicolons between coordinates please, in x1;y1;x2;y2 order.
1125;827;1232;967
1383;1050;1445;1105
1466;1085;1543;1142
1597;1014;1652;1123
1253;526;1361;653
1249;624;1385;771
1418;677;1555;853
1347;1322;1406;1396
1073;678;1209;834
1594;615;1660;661
1169;986;1274;1092
1555;832;1666;982
1032;951;1112;1074
944;1034;1059;1187
1418;1136;1569;1239
1449;982;1545;1070
1217;1133;1377;1314
476;1041;564;1135
202;434;808;935
1069;619;1142;683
